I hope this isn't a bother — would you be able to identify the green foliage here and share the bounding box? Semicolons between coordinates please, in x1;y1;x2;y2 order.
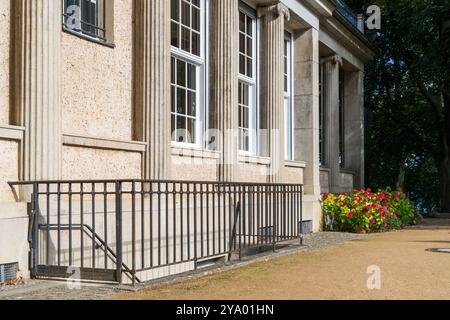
322;189;420;233
343;0;450;212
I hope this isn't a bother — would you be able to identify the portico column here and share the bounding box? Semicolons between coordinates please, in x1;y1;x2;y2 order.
321;55;342;193
293;28;321;196
258;3;290;183
210;0;239;182
134;0;171;179
344;70;365;189
14;0;62;180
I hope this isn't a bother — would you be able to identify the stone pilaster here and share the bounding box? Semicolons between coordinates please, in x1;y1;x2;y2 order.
134;0;171;179
293;28;321;196
258;3;290;183
321;55;342;193
13;0;62;180
210;0;239;182
344;70;365;189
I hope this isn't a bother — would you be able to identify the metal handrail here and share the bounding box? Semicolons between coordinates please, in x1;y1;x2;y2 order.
40;223;140;283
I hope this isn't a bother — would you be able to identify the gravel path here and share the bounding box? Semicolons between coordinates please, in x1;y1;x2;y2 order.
0;232;361;300
112;219;450;300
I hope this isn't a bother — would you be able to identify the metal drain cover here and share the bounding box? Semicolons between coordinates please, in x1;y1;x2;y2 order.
426;248;450;254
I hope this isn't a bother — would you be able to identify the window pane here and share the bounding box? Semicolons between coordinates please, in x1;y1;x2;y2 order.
171;86;176;112
187;118;196;143
247;36;253;58
246;16;252;36
171;57;176;84
176;60;186;86
192;32;200;56
239;34;245;54
176;117;187;143
171;0;179;21
181;26;190;52
239;54;246;75
181;0;190;27
171;22;179;47
239;12;246;32
187;91;196;116
177;88;186;114
187;64;196;89
192;7;200;32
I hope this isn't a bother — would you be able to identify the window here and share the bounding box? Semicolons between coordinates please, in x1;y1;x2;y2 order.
284;32;294;161
63;0;107;41
238;5;257;153
339;68;345;168
171;0;205;146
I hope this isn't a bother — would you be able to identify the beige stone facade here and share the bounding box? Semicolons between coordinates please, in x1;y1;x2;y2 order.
0;0;374;278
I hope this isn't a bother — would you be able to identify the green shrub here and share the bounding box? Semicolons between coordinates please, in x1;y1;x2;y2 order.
321;188;420;233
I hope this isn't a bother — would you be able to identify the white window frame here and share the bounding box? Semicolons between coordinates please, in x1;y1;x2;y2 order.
170;0;208;149
284;31;294;161
238;2;258;156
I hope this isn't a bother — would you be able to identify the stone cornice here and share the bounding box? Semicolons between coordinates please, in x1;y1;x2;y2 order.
257;3;291;21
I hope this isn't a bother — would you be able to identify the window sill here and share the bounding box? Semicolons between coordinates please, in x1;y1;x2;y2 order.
171;145;220;160
285;160;306;169
62;27;115;48
238;155;271;165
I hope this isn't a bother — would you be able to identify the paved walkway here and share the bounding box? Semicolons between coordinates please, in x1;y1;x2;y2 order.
2;218;450;300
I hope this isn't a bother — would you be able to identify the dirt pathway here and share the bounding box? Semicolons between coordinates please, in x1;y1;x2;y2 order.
112;219;450;300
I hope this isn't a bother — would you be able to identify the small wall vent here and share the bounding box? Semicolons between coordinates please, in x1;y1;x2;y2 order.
0;262;18;283
299;220;313;236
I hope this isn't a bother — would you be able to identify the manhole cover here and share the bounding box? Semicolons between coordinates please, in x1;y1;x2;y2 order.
426;248;450;254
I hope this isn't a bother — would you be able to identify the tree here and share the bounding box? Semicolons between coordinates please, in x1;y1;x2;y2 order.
346;0;450;211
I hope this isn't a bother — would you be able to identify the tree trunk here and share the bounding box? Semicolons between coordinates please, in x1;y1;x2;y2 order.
440;87;450;212
439;156;450;212
396;162;406;192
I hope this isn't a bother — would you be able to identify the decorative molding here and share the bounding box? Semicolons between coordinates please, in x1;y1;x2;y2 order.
320;54;343;66
257;3;291;21
62;134;147;153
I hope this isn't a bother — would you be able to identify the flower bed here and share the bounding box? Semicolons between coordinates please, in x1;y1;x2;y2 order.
321;188;421;233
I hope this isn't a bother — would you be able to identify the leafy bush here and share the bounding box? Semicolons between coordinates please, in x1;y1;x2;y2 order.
321;188;420;234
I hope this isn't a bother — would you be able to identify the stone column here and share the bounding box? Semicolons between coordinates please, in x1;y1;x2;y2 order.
210;0;239;182
321;55;342;193
293;28;321;196
344;70;365;189
134;0;171;179
13;0;62;180
258;3;290;183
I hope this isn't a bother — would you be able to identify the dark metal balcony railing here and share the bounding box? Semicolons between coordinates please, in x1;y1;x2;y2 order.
9;179;304;285
335;0;359;31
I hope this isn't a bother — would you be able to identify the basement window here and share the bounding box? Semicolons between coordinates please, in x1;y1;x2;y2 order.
63;0;114;45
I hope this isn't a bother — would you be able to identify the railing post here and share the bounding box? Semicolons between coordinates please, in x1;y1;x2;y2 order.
300;185;304;246
272;186;276;252
115;181;123;284
29;183;39;277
